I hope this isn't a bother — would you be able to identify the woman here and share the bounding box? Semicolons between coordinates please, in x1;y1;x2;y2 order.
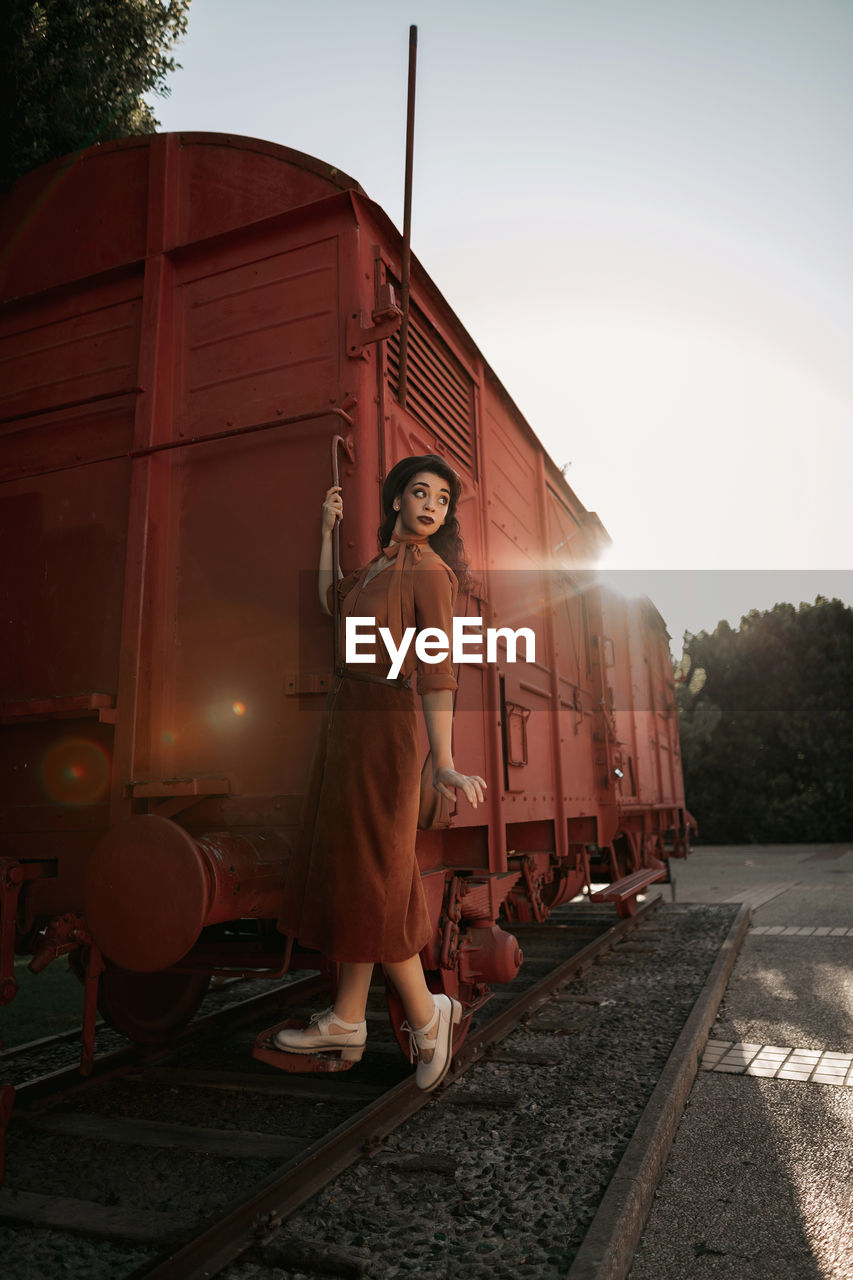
275;454;486;1090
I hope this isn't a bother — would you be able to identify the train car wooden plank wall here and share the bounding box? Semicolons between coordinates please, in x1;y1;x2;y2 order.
0;133;693;1053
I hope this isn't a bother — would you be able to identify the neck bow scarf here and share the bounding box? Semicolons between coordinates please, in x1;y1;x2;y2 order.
379;530;432;682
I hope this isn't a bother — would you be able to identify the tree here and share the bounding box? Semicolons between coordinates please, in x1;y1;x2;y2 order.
676;598;853;843
1;0;191;190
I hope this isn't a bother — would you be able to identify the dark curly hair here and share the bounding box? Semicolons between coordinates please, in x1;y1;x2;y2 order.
378;454;471;591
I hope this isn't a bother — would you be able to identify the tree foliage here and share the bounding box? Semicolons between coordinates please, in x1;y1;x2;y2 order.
1;0;191;190
676;598;853;843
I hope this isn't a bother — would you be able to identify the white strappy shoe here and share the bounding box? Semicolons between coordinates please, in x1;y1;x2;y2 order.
402;993;462;1091
273;1007;367;1061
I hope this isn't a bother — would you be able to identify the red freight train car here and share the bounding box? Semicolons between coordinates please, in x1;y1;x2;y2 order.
0;133;692;1065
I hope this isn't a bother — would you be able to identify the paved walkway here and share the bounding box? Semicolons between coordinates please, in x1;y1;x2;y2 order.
629;844;853;1280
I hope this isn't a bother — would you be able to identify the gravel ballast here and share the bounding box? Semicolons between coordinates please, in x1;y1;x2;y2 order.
0;904;738;1279
222;903;739;1280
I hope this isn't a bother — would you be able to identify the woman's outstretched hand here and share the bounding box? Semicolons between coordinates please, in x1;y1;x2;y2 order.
322;485;343;535
433;767;487;809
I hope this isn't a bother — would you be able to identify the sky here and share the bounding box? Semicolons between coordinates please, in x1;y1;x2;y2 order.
147;0;853;653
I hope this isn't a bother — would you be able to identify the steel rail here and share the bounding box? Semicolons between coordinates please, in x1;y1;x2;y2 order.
133;899;660;1280
8;971;329;1114
0;975;275;1064
0;1023;92;1063
452;897;660;1074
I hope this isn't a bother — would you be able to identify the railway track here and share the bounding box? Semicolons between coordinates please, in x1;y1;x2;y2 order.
0;899;743;1280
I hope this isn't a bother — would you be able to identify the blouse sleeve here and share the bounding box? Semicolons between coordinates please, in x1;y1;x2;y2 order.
326;567;363;614
412;559;458;695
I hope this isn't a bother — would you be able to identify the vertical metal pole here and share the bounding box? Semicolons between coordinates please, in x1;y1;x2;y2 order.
398;24;417;406
330;434;349;673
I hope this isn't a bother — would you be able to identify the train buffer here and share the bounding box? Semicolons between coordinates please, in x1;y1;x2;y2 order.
589;867;667;917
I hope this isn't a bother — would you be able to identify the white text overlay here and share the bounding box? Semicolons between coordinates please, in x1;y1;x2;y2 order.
345;616;536;680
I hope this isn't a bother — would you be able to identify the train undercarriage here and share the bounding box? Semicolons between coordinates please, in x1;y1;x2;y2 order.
1;808;693;1072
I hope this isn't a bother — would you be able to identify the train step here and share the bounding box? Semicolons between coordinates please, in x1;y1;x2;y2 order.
589;867;667;917
252;1018;363;1073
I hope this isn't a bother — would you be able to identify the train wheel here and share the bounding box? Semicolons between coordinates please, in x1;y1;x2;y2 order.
96;963;210;1046
384;970;471;1063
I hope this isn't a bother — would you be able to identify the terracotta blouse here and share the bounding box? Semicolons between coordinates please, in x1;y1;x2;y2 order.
330;540;458;695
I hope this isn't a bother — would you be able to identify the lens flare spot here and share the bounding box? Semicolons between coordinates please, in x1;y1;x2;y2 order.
162;730;176;745
232;701;246;717
41;738;111;806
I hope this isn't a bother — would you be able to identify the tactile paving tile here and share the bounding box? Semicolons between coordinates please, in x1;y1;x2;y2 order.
701;1039;853;1085
749;924;853;936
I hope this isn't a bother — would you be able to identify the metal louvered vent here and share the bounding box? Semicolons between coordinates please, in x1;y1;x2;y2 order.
386;304;476;475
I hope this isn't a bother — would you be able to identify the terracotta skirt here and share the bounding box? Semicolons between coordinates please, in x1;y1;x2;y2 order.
277;674;432;963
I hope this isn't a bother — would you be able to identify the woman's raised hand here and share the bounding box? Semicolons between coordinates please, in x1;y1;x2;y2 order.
433;767;487;809
322;485;343;535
